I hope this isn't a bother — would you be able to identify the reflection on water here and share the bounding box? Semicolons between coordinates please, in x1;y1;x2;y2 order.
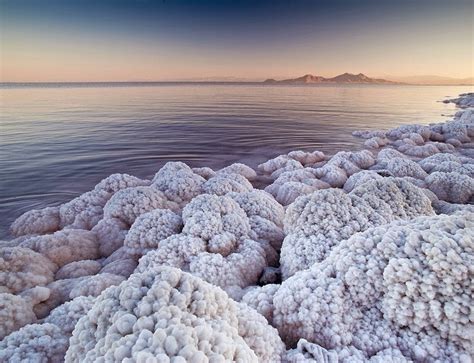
0;83;468;238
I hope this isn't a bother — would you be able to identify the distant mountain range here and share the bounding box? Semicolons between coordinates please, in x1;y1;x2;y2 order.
380;75;474;85
263;73;399;84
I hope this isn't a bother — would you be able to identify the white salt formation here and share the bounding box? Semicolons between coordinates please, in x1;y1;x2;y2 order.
1;93;473;362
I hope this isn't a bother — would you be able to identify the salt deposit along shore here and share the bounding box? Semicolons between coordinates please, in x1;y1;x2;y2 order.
1;92;473;362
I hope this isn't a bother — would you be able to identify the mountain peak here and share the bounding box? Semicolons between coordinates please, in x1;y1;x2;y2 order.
264;72;397;85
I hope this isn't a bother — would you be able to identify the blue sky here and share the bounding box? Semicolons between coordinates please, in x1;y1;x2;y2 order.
1;0;473;81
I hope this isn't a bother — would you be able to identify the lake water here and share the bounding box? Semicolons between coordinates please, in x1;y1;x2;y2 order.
0;83;470;238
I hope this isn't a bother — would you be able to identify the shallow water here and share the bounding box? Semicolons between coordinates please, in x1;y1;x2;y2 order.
0;83;470;238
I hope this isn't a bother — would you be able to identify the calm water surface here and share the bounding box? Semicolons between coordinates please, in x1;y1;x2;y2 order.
0;83;470;238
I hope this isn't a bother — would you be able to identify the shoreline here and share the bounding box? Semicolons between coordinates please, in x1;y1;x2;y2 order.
1;93;473;361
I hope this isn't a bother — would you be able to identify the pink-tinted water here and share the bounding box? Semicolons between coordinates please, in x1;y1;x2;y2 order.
0;83;469;237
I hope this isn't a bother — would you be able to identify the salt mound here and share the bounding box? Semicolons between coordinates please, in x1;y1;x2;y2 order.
1;92;473;362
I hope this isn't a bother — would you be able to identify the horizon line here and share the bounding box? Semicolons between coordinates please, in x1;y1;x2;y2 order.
1;80;473;86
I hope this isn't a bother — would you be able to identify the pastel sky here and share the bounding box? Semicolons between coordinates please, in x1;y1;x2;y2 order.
1;0;473;82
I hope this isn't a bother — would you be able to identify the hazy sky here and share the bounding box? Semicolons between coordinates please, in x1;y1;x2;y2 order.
1;0;473;82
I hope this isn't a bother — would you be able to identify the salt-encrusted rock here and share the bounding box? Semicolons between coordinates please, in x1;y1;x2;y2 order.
203;172;253;196
0;246;57;294
266;181;317;206
350;178;434;219
274;212;473;361
10;206;60;237
100;257;138;278
34;277;87;318
444;93;474;108
44;296;95;334
311;150;375;188
259;150;325;177
217;162;257;180
103;186;179;226
0;293;37;339
425;171;474;203
124;208;182;255
19;229;100;267
385;157;428;179
55;259;102;280
264;168;331;205
284;339;339;363
93;173;150;195
376;148;407;164
151;161;206;206
189;238;267;297
352;130;387;139
66;266;285;362
192;166;216;180
91;217;128;257
287;150;326;165
364;136;389;149
59;173;148;229
0;297;95;362
434;200;474;215
182;193;251;241
68;273;125;299
280;177;434;278
0;323;68;362
428;160;474;176
259;155;303;174
136;234;206;272
229;189;285;246
241;284;279;323
58;191;109;229
343;170;384;192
